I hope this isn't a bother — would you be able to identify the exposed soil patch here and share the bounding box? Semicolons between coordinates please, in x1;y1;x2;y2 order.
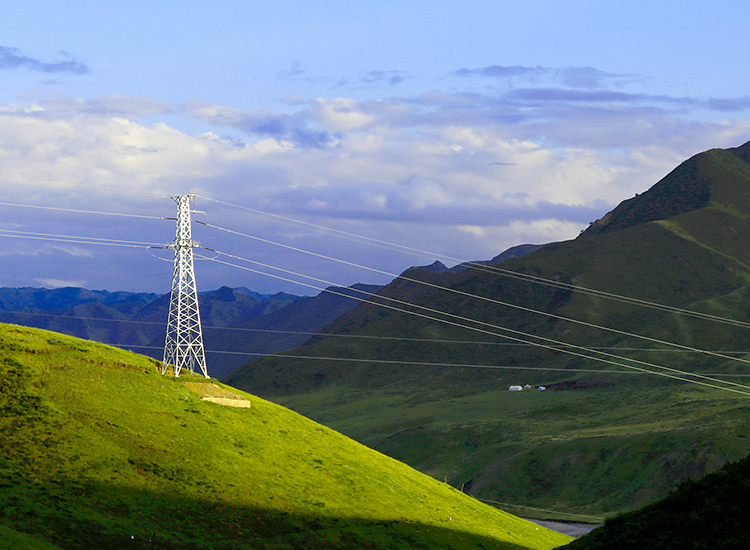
202;397;252;408
181;381;250;407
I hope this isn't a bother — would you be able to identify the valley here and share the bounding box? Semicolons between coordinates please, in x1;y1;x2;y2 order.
225;142;750;518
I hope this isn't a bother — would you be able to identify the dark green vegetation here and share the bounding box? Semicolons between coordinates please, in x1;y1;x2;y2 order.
563;452;750;549
0;323;570;549
226;141;750;518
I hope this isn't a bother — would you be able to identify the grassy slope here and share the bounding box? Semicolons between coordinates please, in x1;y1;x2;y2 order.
0;525;65;550
224;146;750;518
561;453;750;549
0;324;570;550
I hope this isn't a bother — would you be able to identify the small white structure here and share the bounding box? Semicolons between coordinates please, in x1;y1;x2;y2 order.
509;385;523;391
538;386;547;391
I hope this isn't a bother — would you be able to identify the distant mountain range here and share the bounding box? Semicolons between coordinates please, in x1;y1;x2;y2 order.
0;245;544;381
225;140;750;517
0;285;366;380
0;286;303;380
0;286;160;312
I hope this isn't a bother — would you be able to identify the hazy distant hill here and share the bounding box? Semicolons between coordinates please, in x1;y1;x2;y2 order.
0;283;395;380
0;323;570;549
206;283;384;380
225;140;750;518
0;286;159;312
0;286;303;358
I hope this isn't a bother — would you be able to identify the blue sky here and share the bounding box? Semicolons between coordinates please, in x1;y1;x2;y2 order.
1;1;749;294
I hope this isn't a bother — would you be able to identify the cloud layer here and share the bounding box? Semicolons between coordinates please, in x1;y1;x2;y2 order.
1;61;749;292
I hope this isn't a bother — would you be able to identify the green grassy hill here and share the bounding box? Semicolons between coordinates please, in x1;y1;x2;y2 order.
224;142;750;518
0;323;571;550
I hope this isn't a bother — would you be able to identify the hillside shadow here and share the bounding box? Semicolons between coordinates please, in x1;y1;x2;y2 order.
0;476;553;550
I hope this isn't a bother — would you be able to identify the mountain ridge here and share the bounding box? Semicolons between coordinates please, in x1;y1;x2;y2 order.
584;145;750;235
224;140;750;517
0;239;545;381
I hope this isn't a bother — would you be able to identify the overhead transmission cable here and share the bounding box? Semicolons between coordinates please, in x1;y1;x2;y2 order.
8;308;750;358
0;229;162;248
2;199;749;374
195;248;750;397
3;196;746;330
0;200;167;220
2;198;748;393
196;195;750;329
7;308;750;360
0;227;745;389
3;195;746;332
2;333;688;377
196;220;750;370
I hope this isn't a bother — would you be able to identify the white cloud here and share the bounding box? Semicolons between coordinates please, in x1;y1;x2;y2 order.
310;98;375;131
52;245;94;257
458;225;484;237
1;77;749;292
35;278;86;288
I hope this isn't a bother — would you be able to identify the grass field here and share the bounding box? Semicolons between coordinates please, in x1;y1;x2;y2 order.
266;371;750;518
0;323;571;550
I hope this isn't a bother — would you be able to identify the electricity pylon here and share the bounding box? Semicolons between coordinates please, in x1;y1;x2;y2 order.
162;194;208;378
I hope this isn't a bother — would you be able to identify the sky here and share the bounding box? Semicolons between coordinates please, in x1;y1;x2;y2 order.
1;0;750;295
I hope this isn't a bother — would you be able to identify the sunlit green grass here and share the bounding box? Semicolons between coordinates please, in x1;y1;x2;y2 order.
0;323;571;550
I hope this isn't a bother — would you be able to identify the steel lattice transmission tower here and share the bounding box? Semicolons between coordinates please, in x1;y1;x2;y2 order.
161;194;208;378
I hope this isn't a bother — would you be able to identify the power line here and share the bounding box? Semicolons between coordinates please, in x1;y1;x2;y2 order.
2;218;749;383
0;229;162;248
196;249;750;396
198;195;750;329
0;200;167;220
4;194;748;333
7;308;750;356
5;194;748;334
196;221;750;370
3;197;749;394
